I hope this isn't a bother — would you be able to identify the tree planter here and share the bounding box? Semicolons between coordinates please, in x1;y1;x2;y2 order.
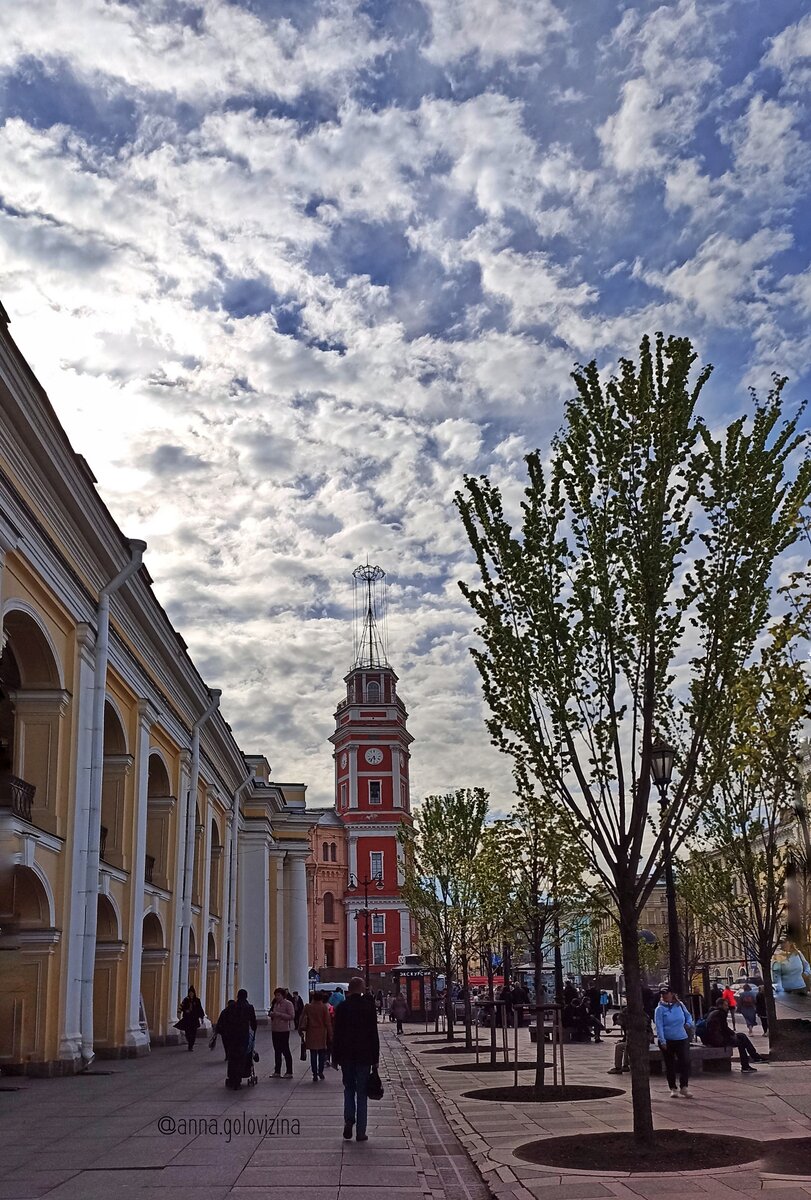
462;1085;623;1103
437;1060;551;1072
515;1130;761;1172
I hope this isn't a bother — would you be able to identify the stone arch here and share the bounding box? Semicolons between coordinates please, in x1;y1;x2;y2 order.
208;818;222;916
145;752;173;888
1;603;64;688
1;606;67;833
140;912;168;1039
0;865;55;1067
0;864;52;929
93;893;124;1050
100;701;132;868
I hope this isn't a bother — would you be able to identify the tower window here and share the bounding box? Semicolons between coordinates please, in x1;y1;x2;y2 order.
371;913;385;935
340;782;348;808
370;851;384;880
368;781;382;805
323;892;335;924
330;842;337;862
366;681;380;703
322;842;329;861
372;942;386;965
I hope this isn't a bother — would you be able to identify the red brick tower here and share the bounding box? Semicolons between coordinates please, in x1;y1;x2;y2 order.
329;564;414;973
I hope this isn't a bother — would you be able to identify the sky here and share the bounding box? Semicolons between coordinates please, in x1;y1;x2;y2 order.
1;0;810;810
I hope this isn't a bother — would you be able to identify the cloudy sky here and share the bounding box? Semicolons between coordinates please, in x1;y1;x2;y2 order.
1;0;810;809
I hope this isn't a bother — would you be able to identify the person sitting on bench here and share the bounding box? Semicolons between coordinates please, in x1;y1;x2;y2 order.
703;998;763;1073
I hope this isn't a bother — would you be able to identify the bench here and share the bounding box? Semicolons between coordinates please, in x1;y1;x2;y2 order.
612;1041;733;1073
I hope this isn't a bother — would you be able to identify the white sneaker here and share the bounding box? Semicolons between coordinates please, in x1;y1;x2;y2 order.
680;1087;693;1098
669;1087;679;1098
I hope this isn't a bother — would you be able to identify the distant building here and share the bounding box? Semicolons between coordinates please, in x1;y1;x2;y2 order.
306;564;416;978
0;302;314;1075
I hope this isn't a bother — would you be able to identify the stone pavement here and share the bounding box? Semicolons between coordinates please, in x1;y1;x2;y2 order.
0;1026;490;1200
399;1018;811;1200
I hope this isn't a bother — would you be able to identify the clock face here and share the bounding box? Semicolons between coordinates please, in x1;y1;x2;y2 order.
365;747;384;765
340;753;347;769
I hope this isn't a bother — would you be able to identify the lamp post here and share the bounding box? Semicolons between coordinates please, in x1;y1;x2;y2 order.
650;736;685;998
347;871;384;988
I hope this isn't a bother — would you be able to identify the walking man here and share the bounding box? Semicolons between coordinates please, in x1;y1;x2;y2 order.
270;987;295;1077
654;985;694;1099
332;977;380;1143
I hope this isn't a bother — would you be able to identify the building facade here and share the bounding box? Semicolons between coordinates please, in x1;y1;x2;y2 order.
306;566;416;977
0;302;314;1075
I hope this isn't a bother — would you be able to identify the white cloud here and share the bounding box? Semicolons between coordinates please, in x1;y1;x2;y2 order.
420;0;567;66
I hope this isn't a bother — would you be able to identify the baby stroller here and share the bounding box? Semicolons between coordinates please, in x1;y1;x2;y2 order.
227;1028;259;1089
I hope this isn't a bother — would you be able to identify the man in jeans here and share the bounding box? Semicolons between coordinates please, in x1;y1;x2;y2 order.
705;998;763;1072
269;987;295;1077
332;977;380;1142
654;985;694;1099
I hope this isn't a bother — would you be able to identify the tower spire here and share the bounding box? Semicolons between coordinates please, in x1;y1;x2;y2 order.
352;562;388;668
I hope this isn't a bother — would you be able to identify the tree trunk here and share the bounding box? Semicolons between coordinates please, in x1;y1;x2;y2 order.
444;942;454;1041
619;910;656;1150
758;946;780;1049
486;946;497;1065
532;922;545;1094
461;930;473;1051
503;941;511;990
553;908;564;1005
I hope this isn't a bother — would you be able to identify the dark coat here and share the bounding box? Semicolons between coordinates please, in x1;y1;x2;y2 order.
180;996;204;1032
217;999;257;1049
704;1006;735;1048
332;993;380;1066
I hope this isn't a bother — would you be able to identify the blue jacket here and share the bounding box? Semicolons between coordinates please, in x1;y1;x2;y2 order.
654;1000;693;1042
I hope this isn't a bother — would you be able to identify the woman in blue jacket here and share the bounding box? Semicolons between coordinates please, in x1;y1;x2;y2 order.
654;986;694;1099
772;941;810;995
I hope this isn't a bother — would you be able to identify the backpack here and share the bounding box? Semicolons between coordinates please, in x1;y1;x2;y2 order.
694;1016;708;1044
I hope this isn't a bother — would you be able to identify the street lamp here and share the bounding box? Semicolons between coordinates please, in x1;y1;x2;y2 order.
650;735;685;997
347;871;384;988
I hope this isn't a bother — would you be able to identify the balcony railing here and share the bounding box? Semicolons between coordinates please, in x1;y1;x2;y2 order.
0;772;36;822
99;825;108;860
145;854;155;884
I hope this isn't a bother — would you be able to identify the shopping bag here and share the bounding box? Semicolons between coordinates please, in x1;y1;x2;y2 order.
367;1066;384;1101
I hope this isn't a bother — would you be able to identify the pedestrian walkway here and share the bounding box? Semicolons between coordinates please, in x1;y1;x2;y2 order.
0;1027;490;1200
400;1024;811;1200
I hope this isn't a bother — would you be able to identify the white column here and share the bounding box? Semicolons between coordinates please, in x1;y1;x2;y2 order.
348;834;358;879
58;623;95;1066
348;745;358;808
271;849;285;992
347;904;358;968
169;752;191;1014
287;851;310;1001
125;700;157;1051
238;828;271;1017
399;908;411;957
198;792;214;1020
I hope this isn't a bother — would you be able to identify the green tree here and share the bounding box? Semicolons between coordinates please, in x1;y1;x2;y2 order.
470;825;516;1063
456;334;811;1146
400;789;489;1043
495;788;587;1091
681;636;810;1048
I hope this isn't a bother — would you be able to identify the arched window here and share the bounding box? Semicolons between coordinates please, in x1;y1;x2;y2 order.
323;892;335;924
330;842;337;862
322;842;329;861
366;681;380;703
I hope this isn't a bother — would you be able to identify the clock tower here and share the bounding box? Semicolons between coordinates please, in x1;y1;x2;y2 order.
329;564;415;973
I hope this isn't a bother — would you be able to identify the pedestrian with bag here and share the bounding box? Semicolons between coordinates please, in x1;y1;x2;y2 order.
654;985;694;1099
390;991;407;1035
217;989;257;1089
772;940;811;995
736;984;757;1033
300;991;333;1082
177;985;204;1052
269;986;295;1077
332;977;380;1143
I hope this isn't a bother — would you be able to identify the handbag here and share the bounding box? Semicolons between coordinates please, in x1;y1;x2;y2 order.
367;1066;384;1101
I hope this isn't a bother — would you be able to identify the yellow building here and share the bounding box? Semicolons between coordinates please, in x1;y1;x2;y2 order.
0;302;314;1074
